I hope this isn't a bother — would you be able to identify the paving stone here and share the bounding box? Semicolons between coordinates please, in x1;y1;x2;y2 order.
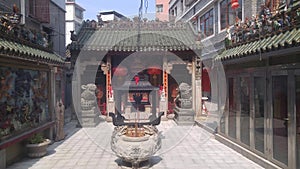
6;120;263;169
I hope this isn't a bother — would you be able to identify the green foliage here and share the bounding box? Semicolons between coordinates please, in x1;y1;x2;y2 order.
28;133;45;144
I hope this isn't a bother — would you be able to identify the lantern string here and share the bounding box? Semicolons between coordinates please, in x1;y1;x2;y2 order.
137;0;143;52
145;0;148;14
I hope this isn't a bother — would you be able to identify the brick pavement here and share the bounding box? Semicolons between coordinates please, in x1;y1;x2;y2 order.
7;119;263;169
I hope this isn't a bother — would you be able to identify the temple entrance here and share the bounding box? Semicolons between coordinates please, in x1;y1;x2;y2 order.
95;66;107;115
167;64;191;115
113;73;159;122
168;76;178;115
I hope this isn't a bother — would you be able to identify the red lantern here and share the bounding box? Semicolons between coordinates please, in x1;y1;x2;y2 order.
112;66;128;76
147;66;161;75
148;66;161;86
231;0;239;9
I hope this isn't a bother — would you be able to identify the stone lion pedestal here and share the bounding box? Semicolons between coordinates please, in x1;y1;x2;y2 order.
174;108;195;125
80;84;100;127
174;83;195;126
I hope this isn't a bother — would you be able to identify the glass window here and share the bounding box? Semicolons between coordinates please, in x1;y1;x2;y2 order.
156;4;163;13
240;77;250;146
29;0;36;16
75;7;83;19
200;9;214;37
254;77;265;153
296;76;300;168
220;0;243;30
228;78;237;139
272;76;288;165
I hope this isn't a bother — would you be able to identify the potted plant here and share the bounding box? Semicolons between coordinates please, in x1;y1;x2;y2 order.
26;133;51;158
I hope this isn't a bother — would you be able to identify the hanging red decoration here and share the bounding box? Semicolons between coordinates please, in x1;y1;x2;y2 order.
134;76;140;85
112;66;128;76
147;66;161;75
231;0;239;9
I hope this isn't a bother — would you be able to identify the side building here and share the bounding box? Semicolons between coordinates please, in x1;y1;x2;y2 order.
97;10;127;25
0;0;65;168
156;0;170;21
215;1;300;168
65;0;85;46
171;0;300;168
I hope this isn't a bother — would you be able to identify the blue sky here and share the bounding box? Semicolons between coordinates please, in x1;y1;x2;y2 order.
76;0;156;20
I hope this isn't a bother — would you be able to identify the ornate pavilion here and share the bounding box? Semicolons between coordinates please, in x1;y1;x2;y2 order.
67;19;204;126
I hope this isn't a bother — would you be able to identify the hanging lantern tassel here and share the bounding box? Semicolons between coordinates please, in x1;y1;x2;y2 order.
231;0;239;9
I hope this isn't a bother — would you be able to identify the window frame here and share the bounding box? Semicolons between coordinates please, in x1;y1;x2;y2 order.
156;4;163;13
75;7;83;19
28;0;36;17
198;8;215;39
218;0;244;32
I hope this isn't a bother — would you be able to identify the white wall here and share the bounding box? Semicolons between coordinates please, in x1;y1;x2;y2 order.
65;1;84;46
65;5;74;21
101;14;115;21
65;21;74;45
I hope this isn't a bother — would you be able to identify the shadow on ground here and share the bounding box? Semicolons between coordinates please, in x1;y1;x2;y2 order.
114;156;162;169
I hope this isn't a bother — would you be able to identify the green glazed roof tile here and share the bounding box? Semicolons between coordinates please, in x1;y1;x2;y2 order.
294;29;300;42
267;35;280;50
251;40;262;53
279;31;292;47
0;38;64;64
259;37;270;51
70;22;201;52
261;36;274;50
216;28;300;61
236;45;245;56
273;33;284;48
286;29;298;44
248;41;258;53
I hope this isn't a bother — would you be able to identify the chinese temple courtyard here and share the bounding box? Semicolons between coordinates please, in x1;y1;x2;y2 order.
7;119;263;169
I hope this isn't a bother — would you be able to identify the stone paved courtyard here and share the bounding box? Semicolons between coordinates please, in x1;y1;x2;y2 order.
7;119;263;169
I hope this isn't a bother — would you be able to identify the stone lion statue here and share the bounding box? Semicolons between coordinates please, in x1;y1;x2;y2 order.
175;82;192;109
81;83;97;111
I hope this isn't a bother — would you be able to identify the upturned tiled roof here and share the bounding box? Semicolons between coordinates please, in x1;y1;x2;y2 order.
216;28;300;61
69;21;201;52
114;80;159;91
0;37;65;64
